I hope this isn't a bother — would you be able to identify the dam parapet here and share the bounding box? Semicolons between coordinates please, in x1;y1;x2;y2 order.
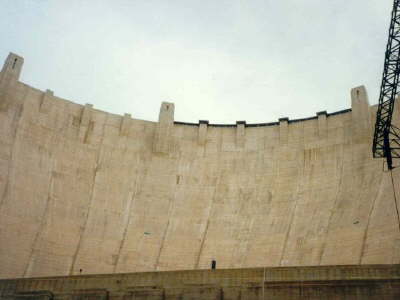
0;52;378;152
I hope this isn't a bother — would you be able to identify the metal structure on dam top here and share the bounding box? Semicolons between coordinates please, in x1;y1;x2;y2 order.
373;0;400;169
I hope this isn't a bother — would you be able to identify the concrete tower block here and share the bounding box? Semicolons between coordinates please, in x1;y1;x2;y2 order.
153;102;175;153
317;111;327;138
279;117;289;145
236;121;246;148
0;53;24;111
79;104;93;143
198;120;208;146
351;86;371;142
120;113;131;136
0;52;24;84
39;89;54;113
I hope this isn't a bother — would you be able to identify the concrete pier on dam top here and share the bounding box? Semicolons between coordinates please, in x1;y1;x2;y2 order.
0;52;399;279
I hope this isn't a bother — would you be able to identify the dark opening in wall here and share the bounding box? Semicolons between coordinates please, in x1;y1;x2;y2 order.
211;260;216;269
12;58;17;69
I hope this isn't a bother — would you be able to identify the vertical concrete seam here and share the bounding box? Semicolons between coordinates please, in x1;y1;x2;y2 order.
153;207;171;271
358;169;384;264
68;152;99;275
317;144;345;265
68;114;107;275
230;170;257;268
196;175;219;268
113;156;141;273
154;156;180;270
236;193;258;268
279;149;304;266
194;131;223;268
2;86;30;277
239;151;268;268
195;219;211;269
194;158;222;269
0;182;8;214
23;166;55;277
0;87;29;212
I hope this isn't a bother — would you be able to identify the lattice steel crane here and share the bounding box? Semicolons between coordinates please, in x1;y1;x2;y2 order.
372;0;400;169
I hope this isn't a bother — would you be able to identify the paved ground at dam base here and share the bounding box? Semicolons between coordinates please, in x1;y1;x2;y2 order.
1;265;400;300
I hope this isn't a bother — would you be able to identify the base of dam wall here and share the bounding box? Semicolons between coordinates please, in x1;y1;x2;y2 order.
0;52;400;280
1;265;400;300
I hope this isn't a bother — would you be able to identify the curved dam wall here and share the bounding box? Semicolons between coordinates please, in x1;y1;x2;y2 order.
0;53;399;279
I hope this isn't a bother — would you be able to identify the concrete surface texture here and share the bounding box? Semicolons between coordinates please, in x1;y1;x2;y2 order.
0;52;399;279
1;265;400;299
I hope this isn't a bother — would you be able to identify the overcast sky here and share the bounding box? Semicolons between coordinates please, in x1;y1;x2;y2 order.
0;0;393;123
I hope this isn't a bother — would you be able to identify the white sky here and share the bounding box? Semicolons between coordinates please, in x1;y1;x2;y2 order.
0;0;393;123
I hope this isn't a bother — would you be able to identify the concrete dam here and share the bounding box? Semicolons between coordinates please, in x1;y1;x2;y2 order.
0;52;400;282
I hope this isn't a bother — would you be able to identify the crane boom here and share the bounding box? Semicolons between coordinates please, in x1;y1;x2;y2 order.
372;0;400;169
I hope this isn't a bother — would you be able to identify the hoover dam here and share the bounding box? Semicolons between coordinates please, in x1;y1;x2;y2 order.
1;52;400;298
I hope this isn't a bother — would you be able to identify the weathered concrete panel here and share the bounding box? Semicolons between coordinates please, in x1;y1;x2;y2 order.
0;53;399;279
